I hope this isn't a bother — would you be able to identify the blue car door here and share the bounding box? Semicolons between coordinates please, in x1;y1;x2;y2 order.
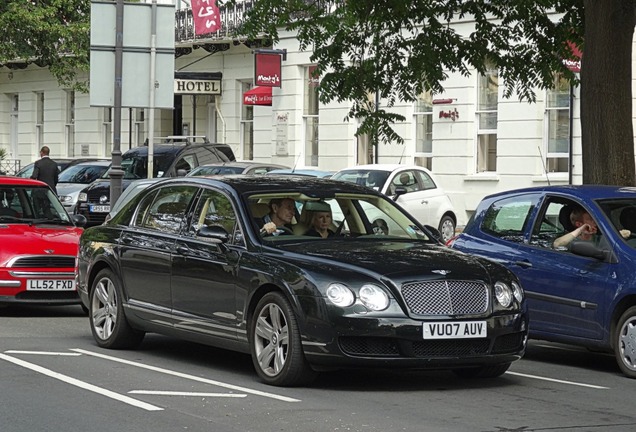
518;198;611;340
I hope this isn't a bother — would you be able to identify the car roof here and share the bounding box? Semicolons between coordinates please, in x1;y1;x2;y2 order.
266;168;334;177
483;185;636;202
157;175;382;196
67;160;112;167
123;142;232;156
336;164;430;173
196;161;287;169
0;176;53;187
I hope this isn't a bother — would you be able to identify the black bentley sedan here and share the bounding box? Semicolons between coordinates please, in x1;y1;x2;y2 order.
77;176;528;386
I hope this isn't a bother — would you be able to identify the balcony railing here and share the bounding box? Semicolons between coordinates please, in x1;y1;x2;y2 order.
175;1;257;45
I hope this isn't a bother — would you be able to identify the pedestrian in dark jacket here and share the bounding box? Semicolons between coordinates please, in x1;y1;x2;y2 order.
30;146;59;194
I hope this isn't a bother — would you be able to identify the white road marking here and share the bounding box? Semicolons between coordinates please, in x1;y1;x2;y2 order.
129;390;247;397
0;353;163;411
71;348;301;403
5;350;82;356
506;371;609;389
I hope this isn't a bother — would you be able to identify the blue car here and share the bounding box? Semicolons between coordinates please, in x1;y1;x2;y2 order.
448;185;636;378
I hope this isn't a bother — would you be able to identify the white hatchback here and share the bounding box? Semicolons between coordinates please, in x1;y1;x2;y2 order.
331;164;457;241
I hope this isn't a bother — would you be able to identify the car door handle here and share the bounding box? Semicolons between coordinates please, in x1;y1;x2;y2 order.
514;260;533;269
175;244;190;254
120;234;134;244
421;200;428;204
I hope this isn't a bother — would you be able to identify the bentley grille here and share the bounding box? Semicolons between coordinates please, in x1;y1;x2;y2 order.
401;280;489;315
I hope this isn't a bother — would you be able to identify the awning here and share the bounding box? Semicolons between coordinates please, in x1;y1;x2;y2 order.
243;86;272;106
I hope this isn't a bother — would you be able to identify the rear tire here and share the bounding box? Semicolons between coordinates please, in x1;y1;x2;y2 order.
249;292;317;386
89;269;144;349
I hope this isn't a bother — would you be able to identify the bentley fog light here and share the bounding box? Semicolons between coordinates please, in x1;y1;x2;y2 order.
78;192;87;202
359;284;389;311
494;281;513;308
511;281;524;303
326;283;355;307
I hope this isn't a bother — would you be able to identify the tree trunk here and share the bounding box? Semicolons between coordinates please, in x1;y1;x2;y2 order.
580;0;636;185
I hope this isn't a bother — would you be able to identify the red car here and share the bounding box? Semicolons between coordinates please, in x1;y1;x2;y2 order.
0;177;86;306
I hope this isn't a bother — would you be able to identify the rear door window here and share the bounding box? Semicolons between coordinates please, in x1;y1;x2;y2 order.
480;195;540;243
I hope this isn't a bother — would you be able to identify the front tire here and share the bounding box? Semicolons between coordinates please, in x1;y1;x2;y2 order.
89;269;144;349
249;292;317;386
614;306;636;378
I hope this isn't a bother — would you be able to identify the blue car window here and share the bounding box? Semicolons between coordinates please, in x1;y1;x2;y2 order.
481;196;535;242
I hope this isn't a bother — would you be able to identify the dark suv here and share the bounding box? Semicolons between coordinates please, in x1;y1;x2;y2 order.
75;137;235;226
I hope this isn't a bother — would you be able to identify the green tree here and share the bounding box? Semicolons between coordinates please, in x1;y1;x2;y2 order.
238;0;635;186
0;0;90;90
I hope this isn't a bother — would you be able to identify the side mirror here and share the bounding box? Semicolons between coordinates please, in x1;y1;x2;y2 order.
424;224;443;242
198;225;230;243
570;241;615;262
393;186;408;201
177;169;188;177
72;214;87;228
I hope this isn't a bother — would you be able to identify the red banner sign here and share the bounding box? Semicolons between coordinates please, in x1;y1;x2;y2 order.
562;41;582;73
255;53;282;87
192;0;221;36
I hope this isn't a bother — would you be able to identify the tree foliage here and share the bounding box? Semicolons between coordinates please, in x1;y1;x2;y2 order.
237;0;636;185
0;0;90;90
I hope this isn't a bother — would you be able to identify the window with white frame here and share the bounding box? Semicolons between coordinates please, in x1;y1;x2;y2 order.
103;107;112;156
65;90;75;157
476;63;498;172
414;91;433;170
135;108;145;147
240;81;254;160
545;74;570;173
303;65;319;166
35;93;43;152
11;95;19;158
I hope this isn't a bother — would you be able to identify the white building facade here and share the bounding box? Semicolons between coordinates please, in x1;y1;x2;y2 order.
0;4;596;226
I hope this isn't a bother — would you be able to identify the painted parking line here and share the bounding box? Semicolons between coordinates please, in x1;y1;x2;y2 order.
71;348;301;403
0;353;163;411
506;371;609;389
5;350;82;356
129;390;247;398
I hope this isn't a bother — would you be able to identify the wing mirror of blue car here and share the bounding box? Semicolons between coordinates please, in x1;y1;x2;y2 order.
197;225;230;243
177;169;188;177
570;241;617;263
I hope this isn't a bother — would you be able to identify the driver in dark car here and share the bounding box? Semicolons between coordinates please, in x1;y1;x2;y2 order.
260;198;295;236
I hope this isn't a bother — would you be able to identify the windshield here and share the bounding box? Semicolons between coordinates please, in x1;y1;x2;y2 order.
101;154;174;179
0;185;72;224
598;198;636;248
331;170;391;191
58;164;109;184
245;192;432;243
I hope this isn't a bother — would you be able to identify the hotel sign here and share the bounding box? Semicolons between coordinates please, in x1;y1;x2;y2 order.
174;78;221;95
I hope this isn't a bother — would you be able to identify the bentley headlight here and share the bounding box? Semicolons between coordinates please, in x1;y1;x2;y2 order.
359;284;389;311
326;283;355;307
494;281;513;308
78;192;87;202
59;195;72;203
511;281;524;303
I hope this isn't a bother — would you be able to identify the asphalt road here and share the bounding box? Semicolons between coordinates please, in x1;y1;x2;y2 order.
1;304;635;432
